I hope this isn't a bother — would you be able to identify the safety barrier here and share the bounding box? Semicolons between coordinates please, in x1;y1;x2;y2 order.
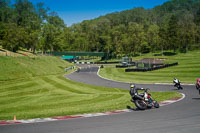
64;66;75;71
96;61;119;64
125;62;178;72
75;62;94;64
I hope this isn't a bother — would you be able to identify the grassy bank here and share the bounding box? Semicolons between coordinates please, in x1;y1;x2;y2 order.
0;56;72;81
0;56;181;120
99;51;200;84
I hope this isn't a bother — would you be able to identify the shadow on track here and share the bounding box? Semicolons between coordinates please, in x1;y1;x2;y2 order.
126;105;145;111
192;98;200;100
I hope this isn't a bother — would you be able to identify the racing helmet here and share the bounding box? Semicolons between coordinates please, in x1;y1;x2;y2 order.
129;83;136;96
130;84;135;88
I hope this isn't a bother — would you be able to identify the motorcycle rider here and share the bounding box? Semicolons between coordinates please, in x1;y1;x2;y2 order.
173;77;183;90
77;68;80;72
196;78;200;90
173;78;180;87
130;84;140;101
129;83;136;97
129;84;147;101
196;78;200;94
130;84;141;96
129;84;155;108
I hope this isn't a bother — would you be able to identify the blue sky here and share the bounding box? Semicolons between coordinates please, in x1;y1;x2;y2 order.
29;0;170;26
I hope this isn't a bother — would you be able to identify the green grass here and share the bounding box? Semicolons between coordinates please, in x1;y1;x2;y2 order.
99;51;200;84
0;56;181;120
0;56;72;81
0;74;181;120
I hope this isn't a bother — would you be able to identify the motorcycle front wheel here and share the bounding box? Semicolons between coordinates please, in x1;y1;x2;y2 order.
196;84;200;90
135;100;147;110
178;85;183;90
153;101;160;108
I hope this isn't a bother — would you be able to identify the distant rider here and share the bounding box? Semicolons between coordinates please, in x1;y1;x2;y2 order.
196;78;200;90
77;68;80;72
173;78;180;87
196;78;200;94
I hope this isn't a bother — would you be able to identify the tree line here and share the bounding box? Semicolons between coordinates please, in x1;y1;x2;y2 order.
0;0;65;53
0;0;200;57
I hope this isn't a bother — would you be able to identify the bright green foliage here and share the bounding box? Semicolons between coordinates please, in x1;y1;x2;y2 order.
147;24;160;52
167;15;179;52
1;0;200;56
64;0;200;56
0;0;65;53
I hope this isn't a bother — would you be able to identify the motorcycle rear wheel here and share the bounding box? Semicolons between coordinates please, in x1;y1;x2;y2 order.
178;85;183;90
135;100;147;110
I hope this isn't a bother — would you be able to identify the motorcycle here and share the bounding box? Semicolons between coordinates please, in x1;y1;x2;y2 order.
130;87;159;110
76;68;80;72
196;78;200;94
173;78;183;90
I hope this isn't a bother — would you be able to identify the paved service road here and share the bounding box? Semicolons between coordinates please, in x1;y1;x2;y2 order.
1;65;200;133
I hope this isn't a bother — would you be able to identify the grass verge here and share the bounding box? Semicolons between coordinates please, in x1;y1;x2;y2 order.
99;51;200;84
0;74;182;120
0;55;182;120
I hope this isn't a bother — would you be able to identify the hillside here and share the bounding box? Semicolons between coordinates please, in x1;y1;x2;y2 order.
67;0;200;56
0;56;72;81
0;53;181;120
1;0;200;57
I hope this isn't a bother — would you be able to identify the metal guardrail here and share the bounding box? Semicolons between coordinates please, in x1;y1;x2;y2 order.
75;62;94;64
125;62;178;72
64;66;76;71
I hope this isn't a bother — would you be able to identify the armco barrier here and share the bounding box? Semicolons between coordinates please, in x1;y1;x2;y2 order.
96;61;119;64
125;62;178;72
116;65;128;68
75;62;94;64
64;66;75;71
116;64;135;68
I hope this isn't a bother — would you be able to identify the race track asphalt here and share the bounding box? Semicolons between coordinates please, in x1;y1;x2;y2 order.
1;65;200;133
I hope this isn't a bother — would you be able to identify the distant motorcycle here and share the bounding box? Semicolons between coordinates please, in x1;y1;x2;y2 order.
196;78;200;94
76;68;80;72
129;85;159;110
173;78;183;90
